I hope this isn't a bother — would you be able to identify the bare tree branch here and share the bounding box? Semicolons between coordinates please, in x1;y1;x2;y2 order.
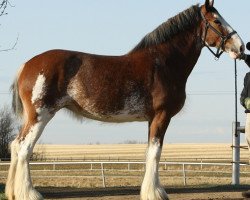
0;0;17;52
0;0;8;16
7;0;14;8
0;34;18;52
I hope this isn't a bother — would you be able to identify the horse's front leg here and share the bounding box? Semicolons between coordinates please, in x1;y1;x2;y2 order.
140;110;170;200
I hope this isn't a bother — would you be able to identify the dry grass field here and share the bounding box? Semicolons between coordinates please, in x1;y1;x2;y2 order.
1;143;250;199
32;143;250;162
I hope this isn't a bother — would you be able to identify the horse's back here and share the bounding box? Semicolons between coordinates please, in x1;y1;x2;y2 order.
16;49;151;122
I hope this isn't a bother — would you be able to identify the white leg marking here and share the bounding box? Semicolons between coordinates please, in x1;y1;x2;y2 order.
31;74;46;104
141;138;168;200
5;139;19;200
14;108;52;200
14;123;45;200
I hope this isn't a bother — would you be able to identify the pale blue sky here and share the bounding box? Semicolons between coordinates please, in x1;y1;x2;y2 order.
1;0;250;144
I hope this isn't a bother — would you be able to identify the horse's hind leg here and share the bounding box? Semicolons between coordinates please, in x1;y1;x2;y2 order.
5;139;19;200
7;107;53;200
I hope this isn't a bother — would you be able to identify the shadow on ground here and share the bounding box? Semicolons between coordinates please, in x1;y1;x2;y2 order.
38;185;250;199
0;184;5;192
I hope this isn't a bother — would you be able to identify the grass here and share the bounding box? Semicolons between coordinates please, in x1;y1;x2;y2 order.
0;184;6;200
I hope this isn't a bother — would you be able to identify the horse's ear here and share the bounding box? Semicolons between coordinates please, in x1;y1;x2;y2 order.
205;0;214;11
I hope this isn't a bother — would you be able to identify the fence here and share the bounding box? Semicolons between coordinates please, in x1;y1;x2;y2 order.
1;161;249;188
0;123;248;188
232;122;249;185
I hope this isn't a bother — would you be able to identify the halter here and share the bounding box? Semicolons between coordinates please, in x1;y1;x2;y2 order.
200;11;237;59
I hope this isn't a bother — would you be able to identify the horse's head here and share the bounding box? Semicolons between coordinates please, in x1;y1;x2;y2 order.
200;0;244;59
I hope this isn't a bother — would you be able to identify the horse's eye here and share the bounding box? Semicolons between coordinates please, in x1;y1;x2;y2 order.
214;19;221;25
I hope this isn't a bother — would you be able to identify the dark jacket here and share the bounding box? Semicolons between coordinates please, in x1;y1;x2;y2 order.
241;72;250;112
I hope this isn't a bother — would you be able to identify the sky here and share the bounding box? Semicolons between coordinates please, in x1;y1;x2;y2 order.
1;0;250;144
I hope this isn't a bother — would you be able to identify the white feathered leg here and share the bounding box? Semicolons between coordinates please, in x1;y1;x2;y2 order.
14;122;44;200
140;138;168;200
5;139;19;200
13;108;52;200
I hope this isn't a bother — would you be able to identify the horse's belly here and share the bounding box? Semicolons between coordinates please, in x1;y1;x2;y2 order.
78;101;147;123
104;111;146;122
83;105;147;122
73;108;146;123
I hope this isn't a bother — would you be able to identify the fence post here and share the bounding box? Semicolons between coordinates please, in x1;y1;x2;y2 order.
101;163;106;188
182;164;186;186
232;121;240;185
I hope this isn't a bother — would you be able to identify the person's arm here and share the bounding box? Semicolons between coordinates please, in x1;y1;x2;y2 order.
240;74;248;108
245;55;250;67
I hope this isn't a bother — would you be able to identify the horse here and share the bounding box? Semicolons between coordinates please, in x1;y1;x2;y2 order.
5;0;244;200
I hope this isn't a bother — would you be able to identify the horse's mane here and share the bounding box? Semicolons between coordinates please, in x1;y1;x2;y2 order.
130;5;201;52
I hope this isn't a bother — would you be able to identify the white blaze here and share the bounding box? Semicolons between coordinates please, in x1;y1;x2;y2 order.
213;12;244;59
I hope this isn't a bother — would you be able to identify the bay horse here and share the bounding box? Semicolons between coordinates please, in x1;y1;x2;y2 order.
6;0;244;200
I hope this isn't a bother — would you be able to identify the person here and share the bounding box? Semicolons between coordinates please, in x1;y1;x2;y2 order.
240;55;250;151
240;53;250;198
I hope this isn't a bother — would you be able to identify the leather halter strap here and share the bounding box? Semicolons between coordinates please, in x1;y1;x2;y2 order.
200;11;237;59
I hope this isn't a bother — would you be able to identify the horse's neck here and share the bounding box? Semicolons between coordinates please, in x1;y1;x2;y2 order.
161;27;203;80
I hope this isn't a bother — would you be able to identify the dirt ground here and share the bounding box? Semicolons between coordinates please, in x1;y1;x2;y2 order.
39;185;250;200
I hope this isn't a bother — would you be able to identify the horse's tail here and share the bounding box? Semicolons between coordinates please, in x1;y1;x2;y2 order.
11;65;24;119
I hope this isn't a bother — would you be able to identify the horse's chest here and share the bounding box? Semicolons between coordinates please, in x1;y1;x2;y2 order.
168;89;186;116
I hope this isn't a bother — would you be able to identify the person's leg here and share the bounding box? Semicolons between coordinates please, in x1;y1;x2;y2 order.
245;113;250;163
242;113;250;198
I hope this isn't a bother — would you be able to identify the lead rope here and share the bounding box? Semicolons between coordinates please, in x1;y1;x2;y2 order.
234;59;238;137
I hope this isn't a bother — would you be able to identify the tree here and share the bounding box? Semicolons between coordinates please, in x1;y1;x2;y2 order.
0;106;16;160
0;0;9;16
0;0;18;52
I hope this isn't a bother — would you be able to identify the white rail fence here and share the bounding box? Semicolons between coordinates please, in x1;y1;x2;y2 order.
1;161;249;188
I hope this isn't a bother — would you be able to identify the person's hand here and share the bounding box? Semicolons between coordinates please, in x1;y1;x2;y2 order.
244;42;250;67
